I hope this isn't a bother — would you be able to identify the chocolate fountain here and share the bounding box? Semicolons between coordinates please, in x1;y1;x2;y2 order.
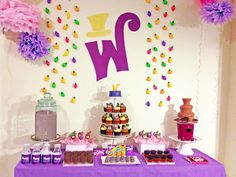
175;98;198;141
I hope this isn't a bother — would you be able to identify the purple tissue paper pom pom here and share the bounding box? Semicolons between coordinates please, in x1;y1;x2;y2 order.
201;1;234;24
18;32;50;61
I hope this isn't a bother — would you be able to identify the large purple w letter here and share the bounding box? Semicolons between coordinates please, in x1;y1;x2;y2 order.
85;12;141;81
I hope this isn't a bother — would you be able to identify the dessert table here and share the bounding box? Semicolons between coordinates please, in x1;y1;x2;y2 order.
14;149;226;177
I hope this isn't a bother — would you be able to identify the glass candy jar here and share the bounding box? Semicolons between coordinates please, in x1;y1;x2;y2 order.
35;93;57;141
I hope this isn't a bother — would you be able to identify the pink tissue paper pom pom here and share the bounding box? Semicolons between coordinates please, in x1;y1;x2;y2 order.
0;0;41;33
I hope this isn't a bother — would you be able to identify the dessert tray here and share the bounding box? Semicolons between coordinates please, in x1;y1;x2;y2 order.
142;155;175;165
101;156;141;165
63;162;94;167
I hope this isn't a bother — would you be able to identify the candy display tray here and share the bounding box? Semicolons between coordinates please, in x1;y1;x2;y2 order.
101;156;141;165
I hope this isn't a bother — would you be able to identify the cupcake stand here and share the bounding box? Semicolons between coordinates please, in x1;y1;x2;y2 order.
99;88;131;145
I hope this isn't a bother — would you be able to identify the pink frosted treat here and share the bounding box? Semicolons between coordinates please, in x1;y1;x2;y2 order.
0;0;40;32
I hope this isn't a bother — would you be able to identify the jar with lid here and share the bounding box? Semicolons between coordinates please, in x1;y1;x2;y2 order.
35;93;57;141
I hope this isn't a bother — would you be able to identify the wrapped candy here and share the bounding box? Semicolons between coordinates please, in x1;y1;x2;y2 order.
0;0;40;33
18;32;50;60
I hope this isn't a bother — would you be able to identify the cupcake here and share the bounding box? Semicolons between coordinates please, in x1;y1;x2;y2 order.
151;150;157;155
164;149;170;155
160;154;167;162
106;126;113;136
144;150;150;157
157;150;163;155
100;124;107;135
113;103;121;113
120;115;126;124
102;113;107;123
104;103;113;112
122;125;129;135
126;124;131;134
124;114;129;123
114;126;122;136
120;103;126;113
147;155;153;162
167;154;173;162
154;155;160;162
113;115;120;124
106;115;113;124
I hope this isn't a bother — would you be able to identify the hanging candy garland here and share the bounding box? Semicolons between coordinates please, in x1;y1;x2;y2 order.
200;0;234;24
145;0;176;108
42;0;81;104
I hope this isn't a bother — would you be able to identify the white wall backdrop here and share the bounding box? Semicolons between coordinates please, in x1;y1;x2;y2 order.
0;0;223;177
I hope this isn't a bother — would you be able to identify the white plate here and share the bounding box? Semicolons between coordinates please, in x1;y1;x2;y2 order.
101;156;141;165
63;162;94;167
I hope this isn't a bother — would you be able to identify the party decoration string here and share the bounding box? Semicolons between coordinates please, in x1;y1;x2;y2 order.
144;0;176;108
41;0;81;104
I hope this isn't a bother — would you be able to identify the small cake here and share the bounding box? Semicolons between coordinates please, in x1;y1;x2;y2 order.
120;103;126;113
109;90;122;97
100;124;107;135
64;151;72;164
113;103;121;113
106;115;113;124
106;126;113;136
125;156;130;162
105;156;110;163
72;151;80;164
120;156;125;162
157;150;163;155
115;156;120;162
130;156;135;162
109;156;115;163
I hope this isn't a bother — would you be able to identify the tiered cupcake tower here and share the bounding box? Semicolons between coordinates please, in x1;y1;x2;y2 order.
100;84;131;139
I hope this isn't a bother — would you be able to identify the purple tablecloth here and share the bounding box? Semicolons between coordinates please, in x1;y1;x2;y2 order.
14;149;226;177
